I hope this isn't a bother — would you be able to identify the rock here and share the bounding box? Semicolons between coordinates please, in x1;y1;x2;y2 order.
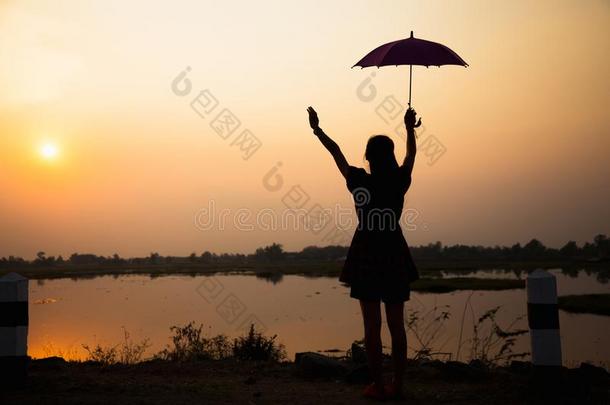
350;342;367;364
32;356;65;370
294;352;348;379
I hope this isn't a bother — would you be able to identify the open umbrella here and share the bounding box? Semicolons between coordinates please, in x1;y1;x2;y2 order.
353;31;468;106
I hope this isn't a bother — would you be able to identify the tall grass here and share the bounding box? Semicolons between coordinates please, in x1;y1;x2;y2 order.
82;328;151;365
456;292;529;365
406;304;453;361
467;306;529;365
403;295;529;365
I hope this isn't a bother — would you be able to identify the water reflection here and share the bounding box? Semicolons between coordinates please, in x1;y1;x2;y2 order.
28;270;609;368
254;271;284;284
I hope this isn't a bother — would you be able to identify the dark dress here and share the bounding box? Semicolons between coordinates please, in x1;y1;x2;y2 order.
340;165;419;303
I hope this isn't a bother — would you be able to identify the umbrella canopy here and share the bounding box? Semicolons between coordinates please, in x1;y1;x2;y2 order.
353;31;467;105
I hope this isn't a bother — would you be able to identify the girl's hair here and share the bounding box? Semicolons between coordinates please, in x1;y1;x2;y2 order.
365;135;399;174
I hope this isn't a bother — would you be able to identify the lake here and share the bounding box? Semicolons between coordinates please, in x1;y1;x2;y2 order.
28;269;609;367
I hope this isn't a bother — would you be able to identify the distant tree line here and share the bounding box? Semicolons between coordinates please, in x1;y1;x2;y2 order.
0;234;608;269
411;234;609;262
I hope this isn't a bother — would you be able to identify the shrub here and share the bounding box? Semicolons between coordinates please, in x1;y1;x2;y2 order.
156;322;231;361
232;324;286;362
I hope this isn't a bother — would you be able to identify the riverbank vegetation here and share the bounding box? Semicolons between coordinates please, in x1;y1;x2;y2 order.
411;277;525;293
558;294;610;316
82;323;286;366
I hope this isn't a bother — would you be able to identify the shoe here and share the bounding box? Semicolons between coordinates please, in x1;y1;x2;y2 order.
362;382;385;401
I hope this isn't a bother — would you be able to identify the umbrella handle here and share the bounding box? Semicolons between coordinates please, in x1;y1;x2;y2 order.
408;64;412;106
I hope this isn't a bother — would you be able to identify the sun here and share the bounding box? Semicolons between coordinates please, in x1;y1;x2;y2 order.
39;142;59;160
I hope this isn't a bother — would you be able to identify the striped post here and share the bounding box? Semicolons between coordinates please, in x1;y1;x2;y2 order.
526;269;562;369
0;273;29;385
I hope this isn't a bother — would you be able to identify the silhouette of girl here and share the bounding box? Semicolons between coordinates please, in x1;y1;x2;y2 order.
307;106;420;400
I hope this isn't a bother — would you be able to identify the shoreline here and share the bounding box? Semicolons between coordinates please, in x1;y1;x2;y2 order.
2;257;607;280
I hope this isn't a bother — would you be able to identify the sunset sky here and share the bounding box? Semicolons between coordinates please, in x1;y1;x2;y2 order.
1;0;609;259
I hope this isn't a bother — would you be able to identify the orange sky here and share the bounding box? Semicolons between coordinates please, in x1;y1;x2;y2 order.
1;0;609;258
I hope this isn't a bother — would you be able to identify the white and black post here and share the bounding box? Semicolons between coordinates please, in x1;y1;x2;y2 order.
0;273;29;385
527;269;562;372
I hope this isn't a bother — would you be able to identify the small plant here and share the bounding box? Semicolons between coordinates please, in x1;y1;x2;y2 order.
468;305;529;366
82;327;150;365
405;304;452;361
82;342;118;365
232;324;286;362
118;328;151;364
156;322;231;361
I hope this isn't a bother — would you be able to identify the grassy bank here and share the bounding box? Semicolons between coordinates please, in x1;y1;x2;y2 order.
2;355;608;404
410;277;525;293
4;320;608;404
558;294;610;316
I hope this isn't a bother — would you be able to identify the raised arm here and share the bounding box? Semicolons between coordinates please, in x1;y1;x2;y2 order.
401;107;422;177
307;106;349;179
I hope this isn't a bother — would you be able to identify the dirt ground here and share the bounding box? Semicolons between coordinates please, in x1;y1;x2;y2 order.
1;357;608;405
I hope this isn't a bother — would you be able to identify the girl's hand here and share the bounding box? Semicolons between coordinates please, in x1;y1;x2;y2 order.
404;107;422;130
307;106;320;130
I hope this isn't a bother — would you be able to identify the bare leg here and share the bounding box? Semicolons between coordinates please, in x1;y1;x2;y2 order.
385;302;407;393
359;300;383;386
